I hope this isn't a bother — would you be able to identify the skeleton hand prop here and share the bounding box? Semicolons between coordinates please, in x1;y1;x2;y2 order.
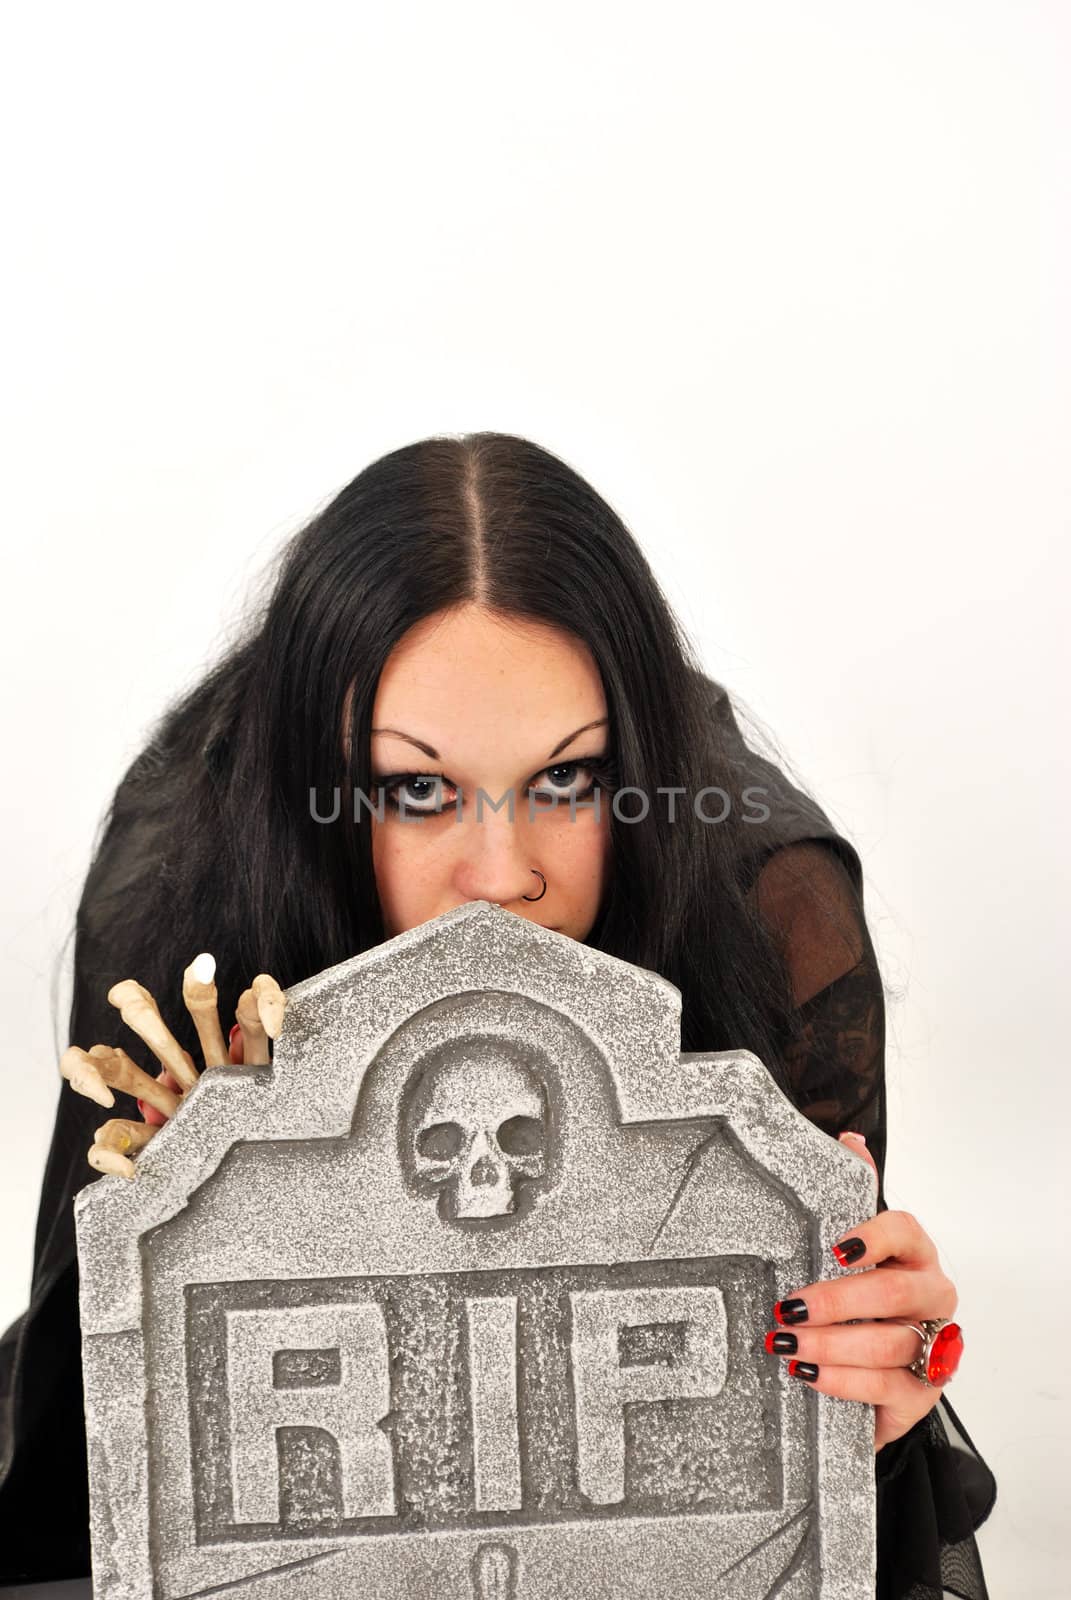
251;973;286;1039
87;1117;158;1179
61;960;286;1181
235;985;271;1065
87;1144;138;1179
182;952;229;1068
62;1041;181;1180
107;979;200;1092
60;1044;182;1119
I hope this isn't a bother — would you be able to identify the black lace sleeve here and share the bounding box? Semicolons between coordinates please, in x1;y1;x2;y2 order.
752;840;997;1600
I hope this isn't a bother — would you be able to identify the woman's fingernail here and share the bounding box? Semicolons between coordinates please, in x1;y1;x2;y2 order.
773;1298;809;1325
832;1236;866;1266
765;1331;797;1354
841;1131;867;1145
788;1361;819;1382
229;1023;242;1044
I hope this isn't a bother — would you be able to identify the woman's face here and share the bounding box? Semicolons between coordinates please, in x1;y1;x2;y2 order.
356;604;614;942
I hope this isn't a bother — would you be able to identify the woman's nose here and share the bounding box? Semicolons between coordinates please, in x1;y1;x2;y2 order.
453;805;542;911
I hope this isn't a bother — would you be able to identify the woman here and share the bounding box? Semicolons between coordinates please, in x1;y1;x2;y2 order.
0;432;995;1595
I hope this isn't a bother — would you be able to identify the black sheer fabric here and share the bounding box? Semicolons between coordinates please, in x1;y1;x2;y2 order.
749;838;889;1205
749;836;997;1599
0;676;997;1593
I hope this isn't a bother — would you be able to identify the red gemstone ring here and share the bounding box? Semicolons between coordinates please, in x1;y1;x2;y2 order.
899;1318;964;1387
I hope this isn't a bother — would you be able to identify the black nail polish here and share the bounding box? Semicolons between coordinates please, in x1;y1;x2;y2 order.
789;1360;819;1382
832;1236;866;1266
774;1298;809;1325
767;1331;797;1354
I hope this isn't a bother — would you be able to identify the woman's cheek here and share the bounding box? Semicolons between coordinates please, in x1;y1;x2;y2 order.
373;824;446;937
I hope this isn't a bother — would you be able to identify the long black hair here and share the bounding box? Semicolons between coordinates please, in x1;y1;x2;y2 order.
39;431;809;1281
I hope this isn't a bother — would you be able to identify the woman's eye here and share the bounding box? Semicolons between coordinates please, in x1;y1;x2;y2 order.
529;760;610;805
374;756;615;817
377;774;457;815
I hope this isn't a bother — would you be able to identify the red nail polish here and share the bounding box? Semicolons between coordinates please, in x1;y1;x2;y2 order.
229;1022;241;1044
832;1236;866;1266
788;1360;819;1382
766;1330;797;1354
773;1298;809;1326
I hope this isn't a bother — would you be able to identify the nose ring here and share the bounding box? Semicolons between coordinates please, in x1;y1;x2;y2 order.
522;869;547;902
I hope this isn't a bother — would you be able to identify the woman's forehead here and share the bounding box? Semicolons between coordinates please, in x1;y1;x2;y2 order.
345;608;609;757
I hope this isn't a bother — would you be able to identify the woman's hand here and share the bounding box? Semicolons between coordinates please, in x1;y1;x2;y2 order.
59;958;286;1179
764;1131;960;1452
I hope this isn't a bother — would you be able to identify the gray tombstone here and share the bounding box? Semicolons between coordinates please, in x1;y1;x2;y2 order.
75;900;878;1599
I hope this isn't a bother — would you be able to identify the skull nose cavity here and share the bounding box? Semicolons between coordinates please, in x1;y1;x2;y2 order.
469;1154;501;1188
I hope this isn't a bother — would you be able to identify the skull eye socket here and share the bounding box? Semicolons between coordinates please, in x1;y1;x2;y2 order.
417;1122;463;1160
497;1115;544;1157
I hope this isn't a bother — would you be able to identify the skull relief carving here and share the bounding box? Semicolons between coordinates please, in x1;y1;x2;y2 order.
404;1041;549;1221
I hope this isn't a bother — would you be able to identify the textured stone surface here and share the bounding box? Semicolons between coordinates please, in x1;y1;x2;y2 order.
75;900;878;1598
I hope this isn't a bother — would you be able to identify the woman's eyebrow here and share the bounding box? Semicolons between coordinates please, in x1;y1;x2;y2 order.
371;718;608;763
545;718;608;759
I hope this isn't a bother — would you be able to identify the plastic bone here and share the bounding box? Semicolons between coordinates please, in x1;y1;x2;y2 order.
235;985;271;1064
182;952;229;1068
106;979;200;1092
251;973;287;1040
61;1044;181;1120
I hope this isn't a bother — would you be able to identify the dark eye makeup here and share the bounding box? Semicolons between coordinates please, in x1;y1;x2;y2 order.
371;755;618;818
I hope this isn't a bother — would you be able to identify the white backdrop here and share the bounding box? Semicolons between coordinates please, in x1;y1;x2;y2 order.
1;4;1067;1594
